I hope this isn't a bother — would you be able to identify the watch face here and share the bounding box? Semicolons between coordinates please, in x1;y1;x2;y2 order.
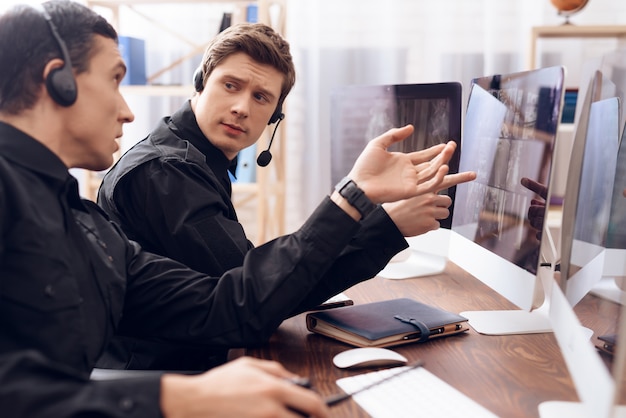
335;176;352;192
336;178;376;218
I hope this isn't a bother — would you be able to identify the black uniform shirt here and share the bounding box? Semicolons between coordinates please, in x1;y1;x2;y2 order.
99;100;406;278
97;101;409;370
0;121;406;417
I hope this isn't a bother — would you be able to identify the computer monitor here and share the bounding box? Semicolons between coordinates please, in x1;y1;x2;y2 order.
597;125;626;304
330;82;462;226
600;126;626;303
448;66;565;335
558;72;621;307
330;82;462;278
539;68;626;418
585;50;626;306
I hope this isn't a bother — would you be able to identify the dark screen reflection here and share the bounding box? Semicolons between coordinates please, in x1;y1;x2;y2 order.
607;126;626;250
330;83;462;228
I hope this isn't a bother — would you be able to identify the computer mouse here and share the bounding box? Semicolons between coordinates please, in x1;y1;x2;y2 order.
332;347;408;369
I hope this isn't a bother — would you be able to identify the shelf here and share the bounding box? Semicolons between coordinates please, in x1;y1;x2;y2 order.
529;24;626;69
531;25;626;38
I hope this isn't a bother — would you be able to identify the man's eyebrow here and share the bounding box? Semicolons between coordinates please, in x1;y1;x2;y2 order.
224;74;277;101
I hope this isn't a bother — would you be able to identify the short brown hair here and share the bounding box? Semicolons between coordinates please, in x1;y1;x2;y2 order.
198;23;295;110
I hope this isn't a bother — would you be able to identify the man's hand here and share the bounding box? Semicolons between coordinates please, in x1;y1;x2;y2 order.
383;193;452;237
347;125;476;204
521;177;548;238
160;357;329;418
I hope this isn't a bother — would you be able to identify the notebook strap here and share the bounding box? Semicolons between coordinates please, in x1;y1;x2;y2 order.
394;315;431;342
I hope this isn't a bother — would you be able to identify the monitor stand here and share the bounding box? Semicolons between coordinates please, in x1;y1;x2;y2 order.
460;303;552;335
590;276;626;305
377;229;450;280
377;248;447;279
459;307;591;337
460;267;594;338
458;260;555;335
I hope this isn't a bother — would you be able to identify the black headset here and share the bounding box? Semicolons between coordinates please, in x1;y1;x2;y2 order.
38;6;78;107
193;66;284;125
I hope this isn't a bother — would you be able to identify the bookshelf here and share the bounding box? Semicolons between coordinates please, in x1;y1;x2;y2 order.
529;25;626;70
527;25;626;273
84;0;287;245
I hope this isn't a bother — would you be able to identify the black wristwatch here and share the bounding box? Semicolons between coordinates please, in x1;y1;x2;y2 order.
334;177;377;219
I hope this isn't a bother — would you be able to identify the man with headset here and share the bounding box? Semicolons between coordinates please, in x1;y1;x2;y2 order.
97;17;474;371
0;1;473;416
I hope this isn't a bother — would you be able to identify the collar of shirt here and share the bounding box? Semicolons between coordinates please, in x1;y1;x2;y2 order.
0;121;87;213
168;100;238;179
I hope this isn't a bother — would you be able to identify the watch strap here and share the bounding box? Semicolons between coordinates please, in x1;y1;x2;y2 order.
334;177;377;219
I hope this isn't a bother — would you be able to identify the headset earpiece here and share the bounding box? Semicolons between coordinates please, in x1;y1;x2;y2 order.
46;64;77;107
38;6;77;107
268;104;284;125
193;67;204;92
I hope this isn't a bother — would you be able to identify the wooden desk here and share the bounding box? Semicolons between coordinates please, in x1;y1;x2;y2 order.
247;262;579;418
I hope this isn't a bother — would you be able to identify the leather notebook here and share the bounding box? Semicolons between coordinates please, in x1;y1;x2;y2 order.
306;298;469;348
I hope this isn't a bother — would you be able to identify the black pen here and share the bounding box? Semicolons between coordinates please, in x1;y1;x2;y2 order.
286;376;312;388
324;360;424;406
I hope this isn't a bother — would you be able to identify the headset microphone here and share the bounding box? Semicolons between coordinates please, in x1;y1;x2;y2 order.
256;111;284;167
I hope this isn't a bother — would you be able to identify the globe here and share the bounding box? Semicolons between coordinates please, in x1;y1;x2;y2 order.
550;0;590;24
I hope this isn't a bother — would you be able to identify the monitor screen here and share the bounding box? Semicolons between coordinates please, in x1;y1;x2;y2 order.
449;66;564;319
559;71;621;307
330;82;462;229
604;124;626;294
606;128;626;251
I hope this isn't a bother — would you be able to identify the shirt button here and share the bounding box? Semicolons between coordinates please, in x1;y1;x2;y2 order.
108;256;114;262
44;285;55;297
119;397;134;411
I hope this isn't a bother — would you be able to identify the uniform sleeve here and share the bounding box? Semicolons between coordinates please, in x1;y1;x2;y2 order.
105;150;407;313
287;206;409;313
117;198;362;347
110;158;252;276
